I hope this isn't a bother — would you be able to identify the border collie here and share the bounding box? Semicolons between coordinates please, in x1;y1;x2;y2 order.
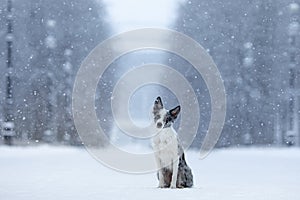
152;97;193;188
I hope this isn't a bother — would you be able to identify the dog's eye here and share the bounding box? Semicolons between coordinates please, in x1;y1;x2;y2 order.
165;116;172;124
154;115;161;121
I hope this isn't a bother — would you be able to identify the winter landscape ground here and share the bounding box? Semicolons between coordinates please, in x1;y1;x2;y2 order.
0;146;299;200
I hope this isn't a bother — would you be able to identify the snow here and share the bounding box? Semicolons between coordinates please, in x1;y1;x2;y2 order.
46;20;56;28
44;35;57;49
289;3;300;13
288;22;300;36
0;146;299;200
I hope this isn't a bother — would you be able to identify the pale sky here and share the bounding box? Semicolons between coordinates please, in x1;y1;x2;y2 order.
102;0;181;32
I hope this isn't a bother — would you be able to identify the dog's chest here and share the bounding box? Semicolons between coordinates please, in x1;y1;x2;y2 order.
152;128;179;167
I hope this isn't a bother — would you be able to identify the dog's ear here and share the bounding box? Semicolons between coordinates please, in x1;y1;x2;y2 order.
170;106;180;118
154;96;163;109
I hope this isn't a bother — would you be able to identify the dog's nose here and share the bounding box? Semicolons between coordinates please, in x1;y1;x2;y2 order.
157;122;162;128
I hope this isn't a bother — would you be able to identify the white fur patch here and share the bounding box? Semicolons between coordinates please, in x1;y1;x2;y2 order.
152;126;179;169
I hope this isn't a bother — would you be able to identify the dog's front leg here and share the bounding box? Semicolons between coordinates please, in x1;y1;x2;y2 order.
154;152;165;188
158;169;165;188
170;158;179;188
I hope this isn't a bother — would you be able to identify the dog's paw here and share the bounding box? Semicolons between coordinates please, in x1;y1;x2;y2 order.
170;184;177;189
177;185;184;189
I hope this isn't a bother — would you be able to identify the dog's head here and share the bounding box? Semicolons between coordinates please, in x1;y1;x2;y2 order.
152;96;180;129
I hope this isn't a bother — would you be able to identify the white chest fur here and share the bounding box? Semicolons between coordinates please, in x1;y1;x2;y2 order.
152;127;179;169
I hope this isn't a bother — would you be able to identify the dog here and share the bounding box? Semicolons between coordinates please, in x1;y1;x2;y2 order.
152;97;193;188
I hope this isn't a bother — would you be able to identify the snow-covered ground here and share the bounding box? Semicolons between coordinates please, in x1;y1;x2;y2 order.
0;146;299;200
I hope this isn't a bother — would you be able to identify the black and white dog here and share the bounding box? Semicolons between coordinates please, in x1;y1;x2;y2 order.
152;97;193;188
